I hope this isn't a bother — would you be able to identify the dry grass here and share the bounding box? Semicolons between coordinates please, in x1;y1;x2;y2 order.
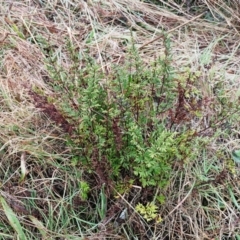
0;0;240;239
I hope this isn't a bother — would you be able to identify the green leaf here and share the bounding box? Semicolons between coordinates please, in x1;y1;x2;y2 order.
0;196;27;240
98;184;107;219
228;185;240;210
11;24;25;39
231;149;240;163
236;234;240;240
79;181;90;200
156;195;166;204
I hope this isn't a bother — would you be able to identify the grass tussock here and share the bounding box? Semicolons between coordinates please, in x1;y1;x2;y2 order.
0;0;240;239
